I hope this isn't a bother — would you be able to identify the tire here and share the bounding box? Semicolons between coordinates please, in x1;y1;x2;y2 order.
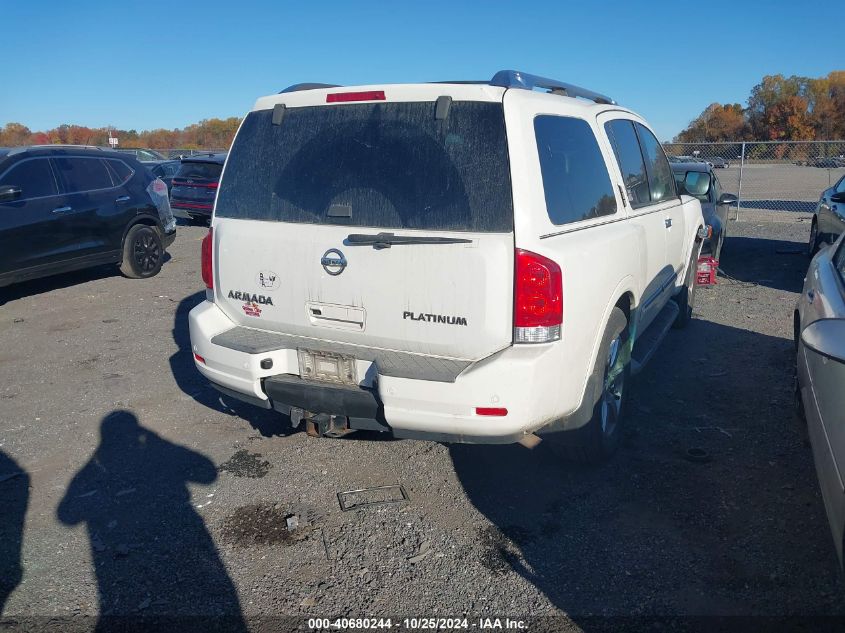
549;307;629;464
120;224;164;279
713;231;725;263
808;218;821;257
672;246;699;329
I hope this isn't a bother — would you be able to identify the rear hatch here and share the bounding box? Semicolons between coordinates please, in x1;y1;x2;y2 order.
213;88;514;361
171;159;222;213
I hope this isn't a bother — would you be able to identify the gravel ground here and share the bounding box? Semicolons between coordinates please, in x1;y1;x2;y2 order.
0;212;843;630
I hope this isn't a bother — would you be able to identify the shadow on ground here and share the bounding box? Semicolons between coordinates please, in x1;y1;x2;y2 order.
170;291;294;437
0;451;28;615
718;236;809;293
0;254;173;306
57;411;246;631
450;316;843;619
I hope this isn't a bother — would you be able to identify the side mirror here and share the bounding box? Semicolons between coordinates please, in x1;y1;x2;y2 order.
0;185;22;202
801;319;845;363
684;171;711;197
718;193;738;206
831;192;845;204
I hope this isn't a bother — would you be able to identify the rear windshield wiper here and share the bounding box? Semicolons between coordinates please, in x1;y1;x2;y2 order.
347;232;472;249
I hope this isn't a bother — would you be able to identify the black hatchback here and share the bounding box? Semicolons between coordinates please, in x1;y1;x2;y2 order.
0;146;176;288
170;153;226;223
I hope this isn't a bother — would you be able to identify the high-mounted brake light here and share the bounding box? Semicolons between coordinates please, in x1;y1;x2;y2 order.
514;249;562;344
476;407;508;417
326;90;386;103
201;227;213;290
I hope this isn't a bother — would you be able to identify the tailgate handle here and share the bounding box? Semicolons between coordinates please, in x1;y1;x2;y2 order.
307;302;365;330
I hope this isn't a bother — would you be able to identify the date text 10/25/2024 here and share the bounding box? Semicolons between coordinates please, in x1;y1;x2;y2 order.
307;618;528;630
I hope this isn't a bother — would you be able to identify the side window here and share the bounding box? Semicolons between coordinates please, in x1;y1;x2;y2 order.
0;158;58;200
52;157;113;193
634;123;676;202
162;163;179;178
711;174;722;204
104;159;133;186
534;116;617;225
835;176;845;194
604;120;650;208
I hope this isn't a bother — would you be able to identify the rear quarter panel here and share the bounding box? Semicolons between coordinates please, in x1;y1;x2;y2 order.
503;91;643;418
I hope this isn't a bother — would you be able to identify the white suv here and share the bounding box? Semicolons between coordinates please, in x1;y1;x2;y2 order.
189;70;705;461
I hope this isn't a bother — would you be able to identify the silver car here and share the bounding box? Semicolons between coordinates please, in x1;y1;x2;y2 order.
795;234;845;565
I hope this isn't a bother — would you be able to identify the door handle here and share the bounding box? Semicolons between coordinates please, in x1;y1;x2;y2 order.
52;206;73;214
664;218;672;228
115;195;131;203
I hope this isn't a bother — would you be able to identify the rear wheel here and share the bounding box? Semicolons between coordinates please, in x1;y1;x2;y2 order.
808;218;821;257
120;225;163;279
550;307;629;464
673;246;699;329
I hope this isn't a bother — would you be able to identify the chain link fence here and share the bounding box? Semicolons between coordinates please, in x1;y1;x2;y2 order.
663;141;845;217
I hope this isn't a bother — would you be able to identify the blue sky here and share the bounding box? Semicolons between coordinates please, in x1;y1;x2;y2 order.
0;0;838;141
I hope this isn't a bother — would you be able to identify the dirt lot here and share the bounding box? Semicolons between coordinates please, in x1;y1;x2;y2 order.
1;211;844;629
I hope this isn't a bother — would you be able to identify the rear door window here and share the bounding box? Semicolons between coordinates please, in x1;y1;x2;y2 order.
534;115;616;225
0;158;58;200
176;161;222;181
634;123;676;202
216;101;514;232
104;159;133;186
604;120;650;208
52;157;113;193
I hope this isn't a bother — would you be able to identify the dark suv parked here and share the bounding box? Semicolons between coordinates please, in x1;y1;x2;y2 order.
0;146;176;288
170;153;226;223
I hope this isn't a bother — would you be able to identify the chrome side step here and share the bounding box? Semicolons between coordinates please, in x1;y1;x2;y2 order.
631;301;680;375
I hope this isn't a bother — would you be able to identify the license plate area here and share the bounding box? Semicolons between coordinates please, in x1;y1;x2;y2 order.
297;348;358;385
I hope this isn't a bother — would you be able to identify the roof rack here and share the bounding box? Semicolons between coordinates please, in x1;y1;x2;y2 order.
275;71;616;105
490;70;615;105
279;83;341;94
8;144;106;156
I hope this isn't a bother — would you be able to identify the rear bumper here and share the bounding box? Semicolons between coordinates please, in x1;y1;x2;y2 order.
171;202;212;219
188;300;586;443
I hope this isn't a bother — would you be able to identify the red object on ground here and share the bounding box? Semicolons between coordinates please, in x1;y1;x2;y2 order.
696;256;719;286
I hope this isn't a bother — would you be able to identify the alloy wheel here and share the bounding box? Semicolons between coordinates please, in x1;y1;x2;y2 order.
600;335;625;438
133;232;161;273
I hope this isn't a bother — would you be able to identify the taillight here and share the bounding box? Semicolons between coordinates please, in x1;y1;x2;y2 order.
514;249;562;344
326;90;386;103
201;227;213;290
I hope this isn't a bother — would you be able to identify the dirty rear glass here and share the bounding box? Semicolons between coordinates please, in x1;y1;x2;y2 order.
216;101;514;232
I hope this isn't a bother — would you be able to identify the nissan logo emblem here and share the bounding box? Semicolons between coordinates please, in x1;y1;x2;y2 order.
321;248;347;276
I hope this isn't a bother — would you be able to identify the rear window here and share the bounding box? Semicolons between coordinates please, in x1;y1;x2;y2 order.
176;161;222;181
216;101;514;232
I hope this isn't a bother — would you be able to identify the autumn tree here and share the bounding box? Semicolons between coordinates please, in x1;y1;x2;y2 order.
0;122;32;146
676;71;845;143
675;103;748;142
